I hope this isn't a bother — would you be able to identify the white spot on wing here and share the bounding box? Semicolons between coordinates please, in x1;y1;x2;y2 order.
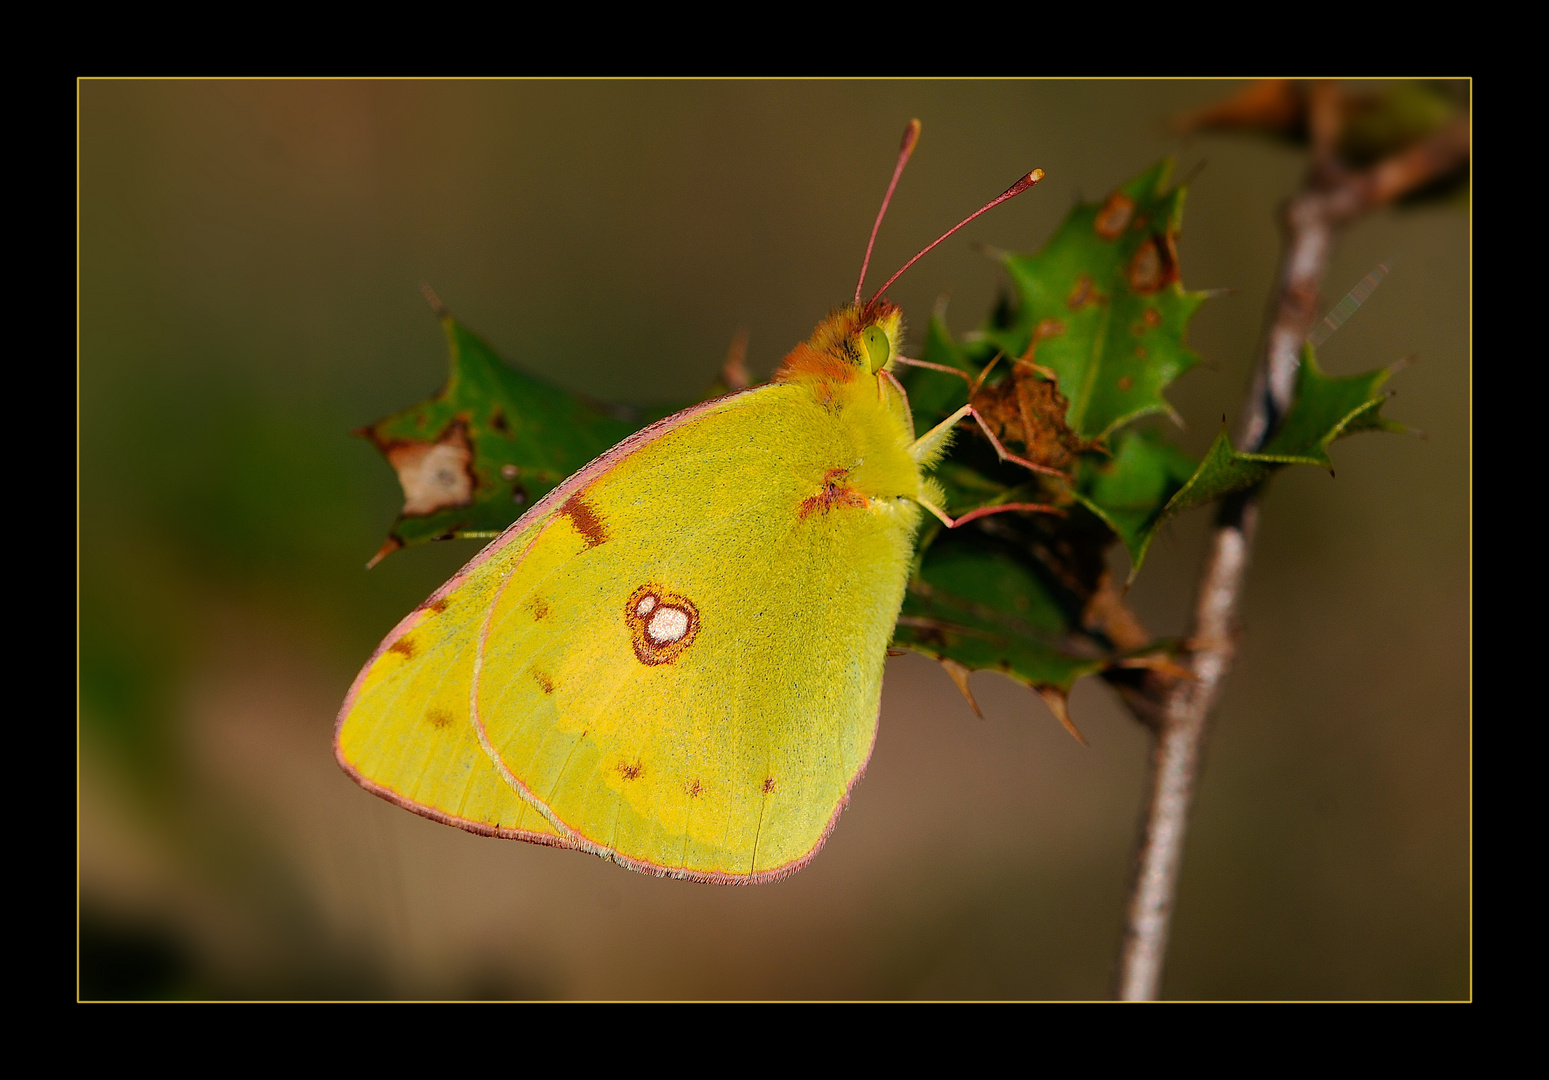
635;594;657;617
646;606;689;644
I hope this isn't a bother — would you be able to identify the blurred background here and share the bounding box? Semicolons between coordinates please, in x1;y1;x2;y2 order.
79;80;1469;1000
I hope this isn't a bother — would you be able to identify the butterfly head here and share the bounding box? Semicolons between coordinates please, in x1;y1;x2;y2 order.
774;301;903;385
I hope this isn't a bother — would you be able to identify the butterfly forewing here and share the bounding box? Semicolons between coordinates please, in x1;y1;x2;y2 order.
472;382;920;881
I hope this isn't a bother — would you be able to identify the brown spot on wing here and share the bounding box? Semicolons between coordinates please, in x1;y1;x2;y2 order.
560;494;609;549
617;760;644;781
625;584;700;666
799;467;869;518
388;638;418;659
685;778;703;798
761;777;777;795
533;668;554;694
427;709;453;729
426;598;450;614
529;595;551;621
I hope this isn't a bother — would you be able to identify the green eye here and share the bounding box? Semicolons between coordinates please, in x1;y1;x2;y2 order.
861;326;891;373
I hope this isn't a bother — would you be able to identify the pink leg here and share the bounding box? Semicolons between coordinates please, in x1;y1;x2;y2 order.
917;498;1065;530
959;406;1068;479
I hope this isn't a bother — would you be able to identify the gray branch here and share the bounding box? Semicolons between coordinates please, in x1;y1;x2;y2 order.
1114;90;1468;1001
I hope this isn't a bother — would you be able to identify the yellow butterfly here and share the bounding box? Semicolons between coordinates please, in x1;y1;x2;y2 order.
335;123;1050;882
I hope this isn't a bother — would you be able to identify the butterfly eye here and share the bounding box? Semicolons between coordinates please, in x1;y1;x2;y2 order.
861;325;891;374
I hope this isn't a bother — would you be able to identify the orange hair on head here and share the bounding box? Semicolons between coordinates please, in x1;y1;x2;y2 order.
775;302;900;385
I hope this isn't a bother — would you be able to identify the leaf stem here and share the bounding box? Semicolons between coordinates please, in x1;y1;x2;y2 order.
1113;92;1468;1000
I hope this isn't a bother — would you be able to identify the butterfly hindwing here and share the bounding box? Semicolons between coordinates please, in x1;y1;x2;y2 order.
334;516;567;843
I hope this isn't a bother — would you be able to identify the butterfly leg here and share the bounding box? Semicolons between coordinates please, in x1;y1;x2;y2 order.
914;496;1064;530
909;403;1067;479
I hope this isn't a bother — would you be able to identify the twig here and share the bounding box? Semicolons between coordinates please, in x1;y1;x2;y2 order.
1113;91;1469;1001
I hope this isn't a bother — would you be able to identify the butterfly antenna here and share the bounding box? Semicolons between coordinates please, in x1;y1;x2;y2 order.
865;168;1045;312
855;119;923;308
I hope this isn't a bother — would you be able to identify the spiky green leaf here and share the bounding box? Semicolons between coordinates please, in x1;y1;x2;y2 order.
892;528;1107;696
988;159;1206;441
359;315;651;559
1071;428;1199;565
1119;347;1403;576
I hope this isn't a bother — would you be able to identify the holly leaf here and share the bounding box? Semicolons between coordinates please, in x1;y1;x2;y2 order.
1118;346;1404;577
358;312;647;564
892;525;1108;730
986;159;1207;442
1071;428;1199;565
888;163;1405;720
889;160;1215;721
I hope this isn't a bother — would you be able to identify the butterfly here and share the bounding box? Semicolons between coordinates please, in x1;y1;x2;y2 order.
335;122;1052;882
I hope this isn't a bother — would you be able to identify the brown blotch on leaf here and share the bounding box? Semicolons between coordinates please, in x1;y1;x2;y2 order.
625;584;700;666
1067;274;1105;311
1023;318;1065;368
799;467;868;518
382;421;477;517
490;408;510;436
388;638;418;659
1134;345;1147;359
1128;235;1179;295
427;709;453;730
617;760;644;781
761;777;777;795
1118;376;1134;391
685;778;704;798
560;494;609;549
533;668;554;695
1143;307;1163;327
972;364;1086;472
1095;193;1136;240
